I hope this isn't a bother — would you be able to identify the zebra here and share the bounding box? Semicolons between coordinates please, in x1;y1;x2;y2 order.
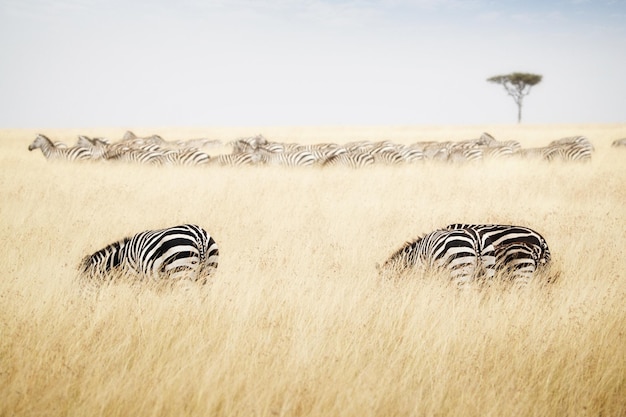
545;136;594;162
208;152;262;166
76;135;110;160
229;135;268;153
106;148;166;165
447;147;483;163
161;148;211;166
548;135;594;149
80;224;219;284
372;150;405;165
322;152;375;168
257;150;316;167
446;223;551;285
397;146;425;163
482;145;516;160
343;140;373;152
380;229;483;287
544;143;592;162
28;134;92;161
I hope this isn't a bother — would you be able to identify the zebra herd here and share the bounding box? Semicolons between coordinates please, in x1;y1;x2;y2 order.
81;223;552;289
29;131;600;167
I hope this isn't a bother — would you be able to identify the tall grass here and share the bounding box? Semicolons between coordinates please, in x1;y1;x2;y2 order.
1;125;625;416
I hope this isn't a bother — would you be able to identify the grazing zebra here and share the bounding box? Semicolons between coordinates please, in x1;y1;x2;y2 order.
380;229;482;287
28;134;92;161
446;223;551;285
81;224;219;284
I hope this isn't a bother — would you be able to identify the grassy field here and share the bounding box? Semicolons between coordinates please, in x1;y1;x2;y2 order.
1;125;625;416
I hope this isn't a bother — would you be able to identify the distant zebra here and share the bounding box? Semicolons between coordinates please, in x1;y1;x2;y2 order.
162;148;211;166
483;145;516;160
76;136;109;160
80;224;219;284
107;148;166;165
372;150;405;165
446;223;551;285
380;229;482;287
258;150;316;167
322;152;375;168
397;146;425;163
544;144;593;162
208;152;262;166
546;136;594;162
448;148;483;163
28;134;92;161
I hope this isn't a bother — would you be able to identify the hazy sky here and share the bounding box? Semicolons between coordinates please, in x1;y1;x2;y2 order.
1;0;625;127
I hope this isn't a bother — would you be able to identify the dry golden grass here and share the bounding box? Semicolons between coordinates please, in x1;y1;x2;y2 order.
1;125;625;417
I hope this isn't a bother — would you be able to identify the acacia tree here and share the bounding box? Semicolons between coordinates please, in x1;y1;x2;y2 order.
487;72;542;123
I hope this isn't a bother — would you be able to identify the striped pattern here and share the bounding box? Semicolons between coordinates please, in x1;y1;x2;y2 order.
381;229;481;287
258;150;317;167
446;223;551;285
322;152;375;168
28;134;92;161
80;224;219;284
30;131;596;167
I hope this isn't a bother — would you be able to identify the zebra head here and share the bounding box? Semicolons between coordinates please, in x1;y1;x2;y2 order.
76;135;95;148
28;134;52;151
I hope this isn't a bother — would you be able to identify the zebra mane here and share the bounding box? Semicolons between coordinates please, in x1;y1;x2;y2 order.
36;134;53;144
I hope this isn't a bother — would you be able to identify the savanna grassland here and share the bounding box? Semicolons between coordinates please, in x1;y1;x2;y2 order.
1;125;625;417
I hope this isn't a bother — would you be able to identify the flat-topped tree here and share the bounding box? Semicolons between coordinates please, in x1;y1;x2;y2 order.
487;72;542;123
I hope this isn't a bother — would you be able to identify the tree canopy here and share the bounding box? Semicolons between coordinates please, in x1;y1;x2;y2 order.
487;72;542;123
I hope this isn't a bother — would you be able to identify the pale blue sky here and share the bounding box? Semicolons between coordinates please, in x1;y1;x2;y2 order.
1;0;625;127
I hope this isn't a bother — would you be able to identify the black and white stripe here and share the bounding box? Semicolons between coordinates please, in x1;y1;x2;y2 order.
322;152;375;168
28;134;92;161
446;223;551;285
209;152;262;166
257;150;316;167
80;224;219;283
380;229;482;287
161;148;211;166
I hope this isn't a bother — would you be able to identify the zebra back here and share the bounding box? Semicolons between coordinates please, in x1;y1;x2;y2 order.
446;223;551;282
381;229;480;287
80;224;219;283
